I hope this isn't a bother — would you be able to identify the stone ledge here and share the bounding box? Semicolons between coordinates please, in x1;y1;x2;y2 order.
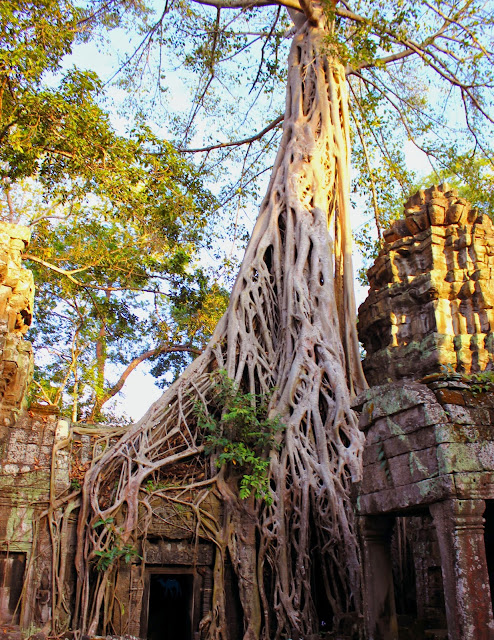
356;474;457;514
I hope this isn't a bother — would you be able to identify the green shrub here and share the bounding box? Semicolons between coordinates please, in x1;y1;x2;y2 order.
194;370;285;504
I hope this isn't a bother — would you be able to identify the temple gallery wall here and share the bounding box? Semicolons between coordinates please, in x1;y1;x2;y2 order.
1;184;494;639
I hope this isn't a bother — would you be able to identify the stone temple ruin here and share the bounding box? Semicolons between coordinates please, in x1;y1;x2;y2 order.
357;184;494;640
1;184;494;639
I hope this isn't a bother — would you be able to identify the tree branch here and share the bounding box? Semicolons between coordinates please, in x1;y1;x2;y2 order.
191;0;302;10
89;343;203;419
348;20;449;74
422;0;494;64
349;47;415;74
249;6;281;93
32;379;57;406
348;91;381;241
177;114;283;152
23;254;165;295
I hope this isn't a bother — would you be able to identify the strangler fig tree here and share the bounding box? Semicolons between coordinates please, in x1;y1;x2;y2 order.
38;0;494;638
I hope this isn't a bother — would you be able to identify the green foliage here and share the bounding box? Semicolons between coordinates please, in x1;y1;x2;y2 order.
70;477;82;491
1;1;115;194
93;542;140;572
439;363;463;380
467;371;494;395
194;370;284;504
413;152;494;220
0;0;228;420
92;516;141;571
145;479;177;492
423;366;494;396
11;180;223;421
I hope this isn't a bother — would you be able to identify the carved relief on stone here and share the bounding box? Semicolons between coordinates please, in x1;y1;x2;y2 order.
359;184;494;385
34;567;51;625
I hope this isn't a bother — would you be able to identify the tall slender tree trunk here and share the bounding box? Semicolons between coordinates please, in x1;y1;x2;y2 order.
75;6;366;639
92;289;111;421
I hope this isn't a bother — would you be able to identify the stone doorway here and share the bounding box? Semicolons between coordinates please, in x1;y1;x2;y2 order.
0;552;26;624
484;500;494;611
143;570;195;640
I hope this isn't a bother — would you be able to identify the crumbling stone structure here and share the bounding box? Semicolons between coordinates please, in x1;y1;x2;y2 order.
357;185;494;640
0;223;34;425
0;224;63;628
2;187;494;640
359;183;494;385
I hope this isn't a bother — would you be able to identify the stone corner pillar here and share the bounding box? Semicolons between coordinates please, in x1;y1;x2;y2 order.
430;499;494;640
360;515;399;640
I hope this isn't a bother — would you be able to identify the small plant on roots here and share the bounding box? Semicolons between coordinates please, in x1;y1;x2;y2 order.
194;369;285;504
91;517;141;571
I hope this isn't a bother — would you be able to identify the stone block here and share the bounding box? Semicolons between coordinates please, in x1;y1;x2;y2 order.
452;471;494;499
363;408;433;445
442;403;490;425
0;224;31;245
434;422;494;445
357;382;444;430
362;446;438;493
437;442;494;474
363;425;438;465
434;389;465;406
429;204;446;225
356;475;456;514
446;203;466;225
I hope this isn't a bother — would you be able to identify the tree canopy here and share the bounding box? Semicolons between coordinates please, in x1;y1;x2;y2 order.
0;0;229;420
80;0;493;223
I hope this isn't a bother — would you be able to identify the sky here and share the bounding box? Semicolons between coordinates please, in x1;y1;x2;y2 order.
54;8;435;421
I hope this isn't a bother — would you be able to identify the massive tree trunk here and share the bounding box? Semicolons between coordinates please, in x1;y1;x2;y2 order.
74;5;366;639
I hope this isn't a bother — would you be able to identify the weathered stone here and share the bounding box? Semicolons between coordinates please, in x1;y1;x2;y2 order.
356;376;494;640
434;388;465;406
430;499;494;640
428;204;446;225
357;475;457;514
359;184;494;384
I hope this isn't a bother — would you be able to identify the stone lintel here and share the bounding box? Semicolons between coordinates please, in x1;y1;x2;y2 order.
356;475;457;515
356;381;494;514
142;538;214;566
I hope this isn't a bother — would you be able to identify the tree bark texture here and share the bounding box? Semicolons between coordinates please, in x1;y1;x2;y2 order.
74;8;366;639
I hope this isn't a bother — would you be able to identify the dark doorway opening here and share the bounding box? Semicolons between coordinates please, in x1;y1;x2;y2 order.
0;552;26;624
147;573;193;640
392;517;417;618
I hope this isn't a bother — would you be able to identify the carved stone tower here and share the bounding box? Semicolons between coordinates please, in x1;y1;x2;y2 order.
358;183;494;385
